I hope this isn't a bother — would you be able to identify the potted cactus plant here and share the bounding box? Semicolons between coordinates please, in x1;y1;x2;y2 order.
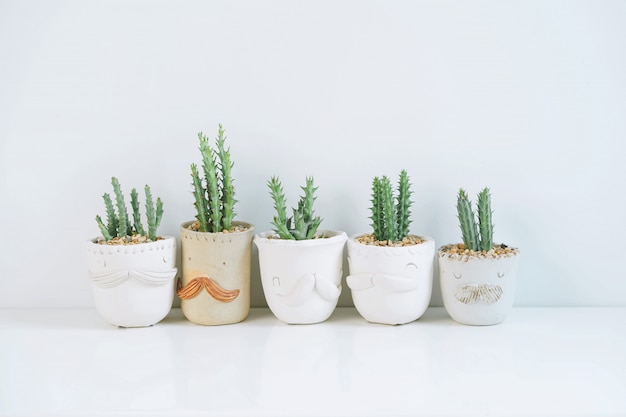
85;177;177;327
438;188;520;325
254;176;347;324
178;124;255;325
346;170;435;325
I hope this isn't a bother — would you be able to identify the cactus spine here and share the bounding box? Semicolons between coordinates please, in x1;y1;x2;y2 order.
370;170;413;242
190;124;237;233
456;187;494;252
95;177;164;241
268;176;323;240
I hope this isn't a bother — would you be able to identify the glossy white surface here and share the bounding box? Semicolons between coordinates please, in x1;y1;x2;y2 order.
1;307;625;417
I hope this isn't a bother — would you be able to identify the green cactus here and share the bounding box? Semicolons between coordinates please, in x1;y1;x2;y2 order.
190;124;237;233
370;170;413;242
130;188;146;237
111;177;129;238
456;187;494;252
144;184;163;241
95;177;164;241
477;187;493;251
268;176;323;240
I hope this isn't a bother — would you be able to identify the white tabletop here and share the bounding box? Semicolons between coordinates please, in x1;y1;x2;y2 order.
1;307;625;417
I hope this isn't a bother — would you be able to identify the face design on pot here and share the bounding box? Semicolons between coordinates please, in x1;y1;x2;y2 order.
445;261;516;305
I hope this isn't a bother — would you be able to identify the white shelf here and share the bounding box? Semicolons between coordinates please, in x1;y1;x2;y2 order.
1;307;625;417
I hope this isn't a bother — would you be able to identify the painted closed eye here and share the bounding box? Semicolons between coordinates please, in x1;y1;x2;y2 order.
405;263;418;270
497;272;505;278
454;273;462;279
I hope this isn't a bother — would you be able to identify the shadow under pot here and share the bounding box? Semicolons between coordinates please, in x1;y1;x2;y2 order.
86;236;177;328
347;234;435;325
438;245;520;325
179;221;255;326
254;230;347;325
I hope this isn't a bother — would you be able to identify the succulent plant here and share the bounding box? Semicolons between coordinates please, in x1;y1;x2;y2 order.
456;187;494;252
370;170;413;242
95;177;163;241
268;176;323;240
190;124;238;233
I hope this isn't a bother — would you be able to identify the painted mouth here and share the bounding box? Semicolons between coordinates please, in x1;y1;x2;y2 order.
455;283;503;304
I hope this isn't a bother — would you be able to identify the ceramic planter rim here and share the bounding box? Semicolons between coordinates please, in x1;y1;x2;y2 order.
255;229;347;246
180;220;255;235
87;235;177;248
349;232;435;250
438;243;520;259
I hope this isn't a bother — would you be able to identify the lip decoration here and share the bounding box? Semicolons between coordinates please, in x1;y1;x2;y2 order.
177;277;240;302
455;283;503;304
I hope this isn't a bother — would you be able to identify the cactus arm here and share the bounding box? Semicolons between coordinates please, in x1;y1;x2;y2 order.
477;187;493;251
306;216;322;239
199;132;222;232
457;188;479;251
130;188;145;236
369;177;384;241
216;125;236;231
395;170;412;241
155;197;163;234
291;207;307;240
301;176;322;239
102;192;118;238
111;177;129;237
95;215;113;241
381;176;396;242
268;176;294;239
144;185;162;241
191;163;209;233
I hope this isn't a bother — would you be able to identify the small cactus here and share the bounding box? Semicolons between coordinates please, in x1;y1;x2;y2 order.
95;177;163;241
370;170;413;242
456;187;494;252
268;176;323;240
190;124;237;233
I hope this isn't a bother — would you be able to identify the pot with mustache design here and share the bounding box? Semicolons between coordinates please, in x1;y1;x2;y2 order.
347;235;435;325
86;236;177;327
438;245;520;325
180;221;255;325
254;230;347;324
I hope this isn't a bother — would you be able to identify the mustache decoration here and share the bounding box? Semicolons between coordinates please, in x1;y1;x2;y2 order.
177;277;240;302
90;268;177;289
455;283;503;304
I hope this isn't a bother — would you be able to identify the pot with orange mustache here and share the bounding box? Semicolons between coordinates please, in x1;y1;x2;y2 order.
180;220;255;325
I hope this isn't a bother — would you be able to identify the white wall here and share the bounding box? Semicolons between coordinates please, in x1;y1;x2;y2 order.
1;0;625;308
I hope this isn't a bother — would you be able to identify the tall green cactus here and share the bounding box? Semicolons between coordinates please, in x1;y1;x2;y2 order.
477;187;493;251
456;187;494;252
268;176;323;240
190;124;237;233
95;177;164;241
370;170;413;242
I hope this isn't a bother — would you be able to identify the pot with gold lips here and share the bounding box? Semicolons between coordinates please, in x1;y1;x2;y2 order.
438;243;520;325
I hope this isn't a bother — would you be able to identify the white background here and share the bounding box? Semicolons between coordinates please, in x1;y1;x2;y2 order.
1;0;625;309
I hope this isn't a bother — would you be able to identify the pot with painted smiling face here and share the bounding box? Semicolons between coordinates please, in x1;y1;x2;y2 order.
439;187;520;325
438;244;520;325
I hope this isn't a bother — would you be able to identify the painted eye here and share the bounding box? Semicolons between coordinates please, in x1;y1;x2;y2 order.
454;273;462;279
497;272;505;278
405;263;418;270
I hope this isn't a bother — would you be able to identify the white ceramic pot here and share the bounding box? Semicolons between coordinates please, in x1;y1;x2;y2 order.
438;246;520;325
86;236;177;327
254;230;347;324
179;221;255;326
346;234;435;325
